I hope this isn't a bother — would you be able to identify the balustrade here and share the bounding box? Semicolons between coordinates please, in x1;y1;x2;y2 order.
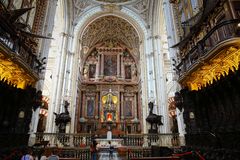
122;133;180;147
35;133;180;148
177;19;240;77
127;147;151;159
35;133;180;160
35;133;92;147
0;36;14;50
0;26;41;75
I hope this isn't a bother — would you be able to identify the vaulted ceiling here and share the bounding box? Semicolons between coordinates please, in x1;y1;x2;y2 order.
81;16;139;50
72;0;153;25
72;0;156;58
93;0;135;3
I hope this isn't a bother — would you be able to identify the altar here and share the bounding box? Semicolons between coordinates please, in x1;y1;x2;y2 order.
95;138;123;149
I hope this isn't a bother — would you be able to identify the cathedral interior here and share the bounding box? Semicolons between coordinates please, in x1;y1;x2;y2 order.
0;0;240;159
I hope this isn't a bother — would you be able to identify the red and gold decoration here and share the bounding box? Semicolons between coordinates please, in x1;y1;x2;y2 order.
107;113;113;122
101;90;118;122
181;46;240;90
39;108;48;117
77;16;140;134
39;96;49;117
168;97;176;118
0;52;36;88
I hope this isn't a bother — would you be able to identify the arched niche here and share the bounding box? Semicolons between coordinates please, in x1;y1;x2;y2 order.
75;15;144;135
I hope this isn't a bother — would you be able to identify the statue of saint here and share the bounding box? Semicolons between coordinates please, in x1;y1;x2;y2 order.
131;64;137;81
83;64;89;79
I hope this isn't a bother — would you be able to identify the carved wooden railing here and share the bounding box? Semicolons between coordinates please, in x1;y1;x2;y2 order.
35;133;180;159
35;133;180;148
122;133;180;147
177;19;240;78
59;148;90;159
127;147;151;159
0;26;41;75
35;133;92;147
0;35;14;50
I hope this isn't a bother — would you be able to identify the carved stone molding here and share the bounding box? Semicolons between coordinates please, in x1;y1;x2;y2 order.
81;43;139;84
32;0;48;35
181;47;240;90
73;0;95;23
81;16;139;50
95;0;131;3
130;0;150;23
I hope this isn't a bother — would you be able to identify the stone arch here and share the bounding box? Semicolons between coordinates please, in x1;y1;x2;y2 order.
69;6;150;133
79;15;140;75
71;6;148;53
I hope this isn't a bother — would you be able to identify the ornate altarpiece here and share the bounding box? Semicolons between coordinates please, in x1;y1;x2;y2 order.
77;43;141;135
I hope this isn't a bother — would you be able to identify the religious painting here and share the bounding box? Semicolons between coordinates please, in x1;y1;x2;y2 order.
103;111;116;122
124;100;133;117
125;65;132;79
89;64;96;78
107;113;113;122
86;99;95;117
104;55;117;76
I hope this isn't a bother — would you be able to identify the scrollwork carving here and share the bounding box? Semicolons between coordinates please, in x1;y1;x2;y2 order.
73;0;94;23
130;0;150;23
81;16;139;50
95;0;130;3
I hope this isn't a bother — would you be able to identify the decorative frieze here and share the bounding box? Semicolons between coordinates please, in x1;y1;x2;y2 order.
32;0;48;35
